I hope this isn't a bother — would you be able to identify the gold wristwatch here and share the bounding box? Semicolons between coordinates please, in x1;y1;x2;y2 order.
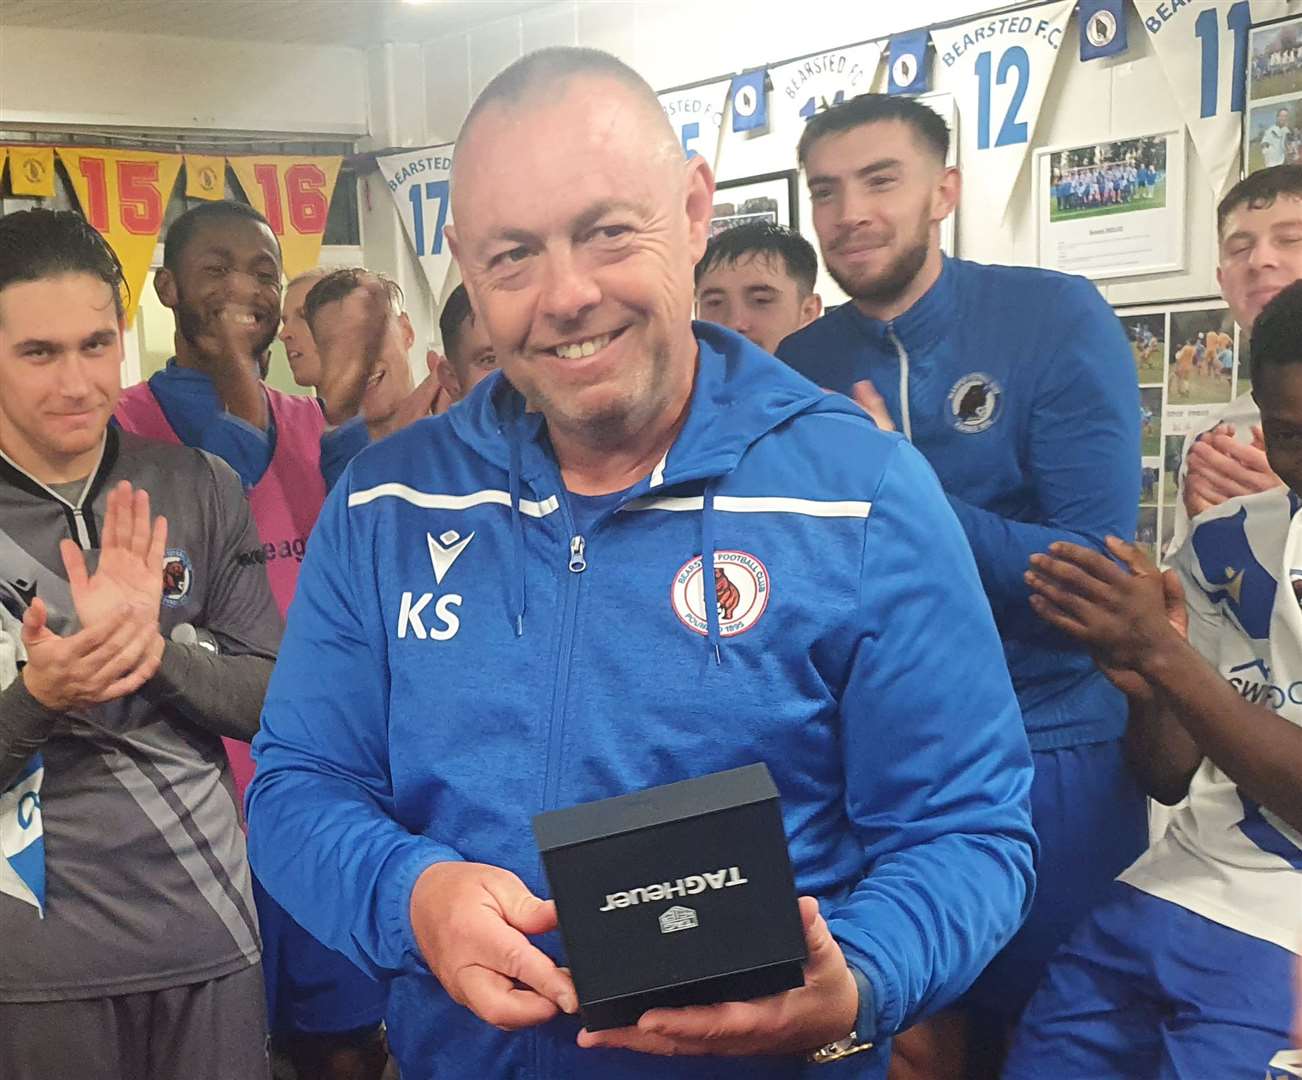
807;1032;875;1064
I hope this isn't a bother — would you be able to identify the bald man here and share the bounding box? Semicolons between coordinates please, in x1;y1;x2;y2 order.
246;47;1035;1080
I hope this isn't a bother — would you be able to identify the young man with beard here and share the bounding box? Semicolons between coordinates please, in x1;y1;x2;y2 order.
1009;281;1302;1079
776;94;1141;1076
0;209;278;1079
245;47;1036;1080
113;202;388;1080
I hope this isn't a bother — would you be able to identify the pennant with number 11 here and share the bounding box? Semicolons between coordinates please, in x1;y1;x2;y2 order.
1141;0;1287;197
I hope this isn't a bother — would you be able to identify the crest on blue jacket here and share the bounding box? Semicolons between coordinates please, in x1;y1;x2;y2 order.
1190;507;1276;640
947;373;1002;433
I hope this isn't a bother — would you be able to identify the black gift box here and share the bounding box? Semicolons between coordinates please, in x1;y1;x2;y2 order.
532;763;807;1032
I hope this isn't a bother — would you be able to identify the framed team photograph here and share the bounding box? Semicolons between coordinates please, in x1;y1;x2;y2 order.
1034;129;1186;280
710;170;798;236
1250;15;1302;102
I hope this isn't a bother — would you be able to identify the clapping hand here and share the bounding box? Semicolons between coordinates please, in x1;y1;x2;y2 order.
1025;536;1187;698
1184;423;1282;518
21;481;167;711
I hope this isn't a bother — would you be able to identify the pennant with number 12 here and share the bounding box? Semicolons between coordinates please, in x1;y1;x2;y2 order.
930;0;1074;221
227;156;342;278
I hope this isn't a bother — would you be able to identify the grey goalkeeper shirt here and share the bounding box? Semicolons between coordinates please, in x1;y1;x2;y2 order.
0;428;281;1001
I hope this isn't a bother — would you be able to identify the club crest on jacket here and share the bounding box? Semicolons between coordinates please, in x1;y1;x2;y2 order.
671;550;769;637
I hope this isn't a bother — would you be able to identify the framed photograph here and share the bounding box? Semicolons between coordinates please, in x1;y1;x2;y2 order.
1250;16;1302;103
711;170;798;237
1246;96;1302;172
1166;306;1236;413
1034;129;1186;280
1245;15;1302;177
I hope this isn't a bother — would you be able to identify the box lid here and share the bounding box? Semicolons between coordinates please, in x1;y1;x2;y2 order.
533;763;778;852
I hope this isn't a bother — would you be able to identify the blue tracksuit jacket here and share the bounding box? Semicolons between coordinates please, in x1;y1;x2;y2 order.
247;323;1035;1079
778;257;1140;751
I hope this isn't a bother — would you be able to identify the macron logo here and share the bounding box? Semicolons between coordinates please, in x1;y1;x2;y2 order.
428;530;474;585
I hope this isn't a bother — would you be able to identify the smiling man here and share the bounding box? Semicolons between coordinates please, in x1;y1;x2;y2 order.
776;94;1142;1075
1167;167;1302;559
0;208;279;1080
246;47;1035;1080
113;204;389;1080
305;267;447;491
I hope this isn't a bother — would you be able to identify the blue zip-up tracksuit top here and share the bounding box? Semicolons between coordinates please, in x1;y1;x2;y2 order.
247;324;1036;1079
778;257;1140;751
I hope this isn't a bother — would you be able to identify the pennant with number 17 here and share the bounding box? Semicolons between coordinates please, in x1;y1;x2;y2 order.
376;144;456;302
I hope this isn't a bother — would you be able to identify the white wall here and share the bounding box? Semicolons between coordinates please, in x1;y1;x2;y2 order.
360;0;1229;312
0;25;368;135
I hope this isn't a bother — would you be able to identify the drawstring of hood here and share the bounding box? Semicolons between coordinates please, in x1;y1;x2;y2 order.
508;429;526;638
700;480;722;666
461;324;834;656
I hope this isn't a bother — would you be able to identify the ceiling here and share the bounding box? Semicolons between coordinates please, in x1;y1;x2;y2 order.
0;0;550;47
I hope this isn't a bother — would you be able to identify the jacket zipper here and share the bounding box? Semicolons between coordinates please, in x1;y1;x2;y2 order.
541;511;587;814
887;325;914;443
